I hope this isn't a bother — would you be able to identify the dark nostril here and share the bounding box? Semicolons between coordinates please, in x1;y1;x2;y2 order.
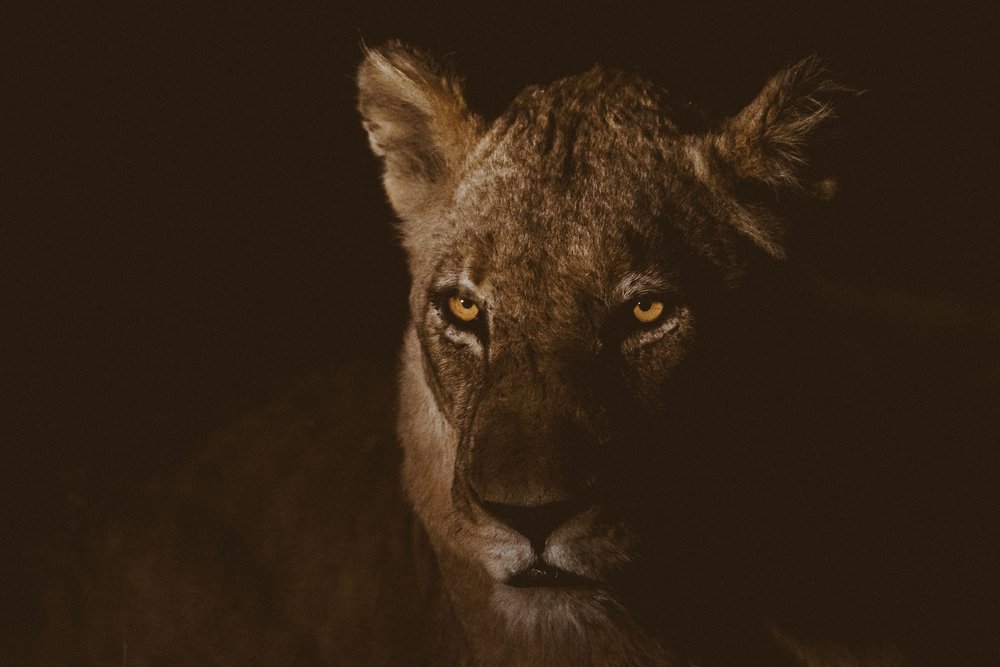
477;498;585;553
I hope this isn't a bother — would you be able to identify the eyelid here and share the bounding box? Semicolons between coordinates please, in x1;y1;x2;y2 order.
440;290;483;309
622;291;670;311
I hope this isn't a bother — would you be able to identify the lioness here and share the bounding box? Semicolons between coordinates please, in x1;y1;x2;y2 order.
44;43;952;665
354;42;898;666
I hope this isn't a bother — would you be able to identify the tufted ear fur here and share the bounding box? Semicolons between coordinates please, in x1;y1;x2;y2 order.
357;42;483;220
688;57;847;258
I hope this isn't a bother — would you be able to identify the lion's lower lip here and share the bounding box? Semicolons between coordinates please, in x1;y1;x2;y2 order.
505;563;596;589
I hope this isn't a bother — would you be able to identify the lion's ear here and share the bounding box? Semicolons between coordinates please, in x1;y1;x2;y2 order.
713;56;844;192
357;42;483;219
688;57;847;258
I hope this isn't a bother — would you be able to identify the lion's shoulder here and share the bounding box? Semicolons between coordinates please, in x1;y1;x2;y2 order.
44;356;458;665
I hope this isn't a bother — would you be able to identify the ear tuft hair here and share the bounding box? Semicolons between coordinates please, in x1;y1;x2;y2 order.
357;42;482;218
712;56;848;190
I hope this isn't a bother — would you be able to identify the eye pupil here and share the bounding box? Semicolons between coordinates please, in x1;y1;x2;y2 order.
637;299;652;311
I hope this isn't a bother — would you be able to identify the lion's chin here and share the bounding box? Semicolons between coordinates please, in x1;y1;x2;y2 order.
489;582;625;636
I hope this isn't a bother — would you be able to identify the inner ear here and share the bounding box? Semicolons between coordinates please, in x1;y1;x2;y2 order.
357;42;483;220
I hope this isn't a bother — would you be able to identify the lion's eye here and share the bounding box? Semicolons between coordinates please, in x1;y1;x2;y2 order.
447;296;480;323
632;298;665;324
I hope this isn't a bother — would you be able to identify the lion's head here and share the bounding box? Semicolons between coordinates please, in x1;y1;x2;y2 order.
358;42;842;658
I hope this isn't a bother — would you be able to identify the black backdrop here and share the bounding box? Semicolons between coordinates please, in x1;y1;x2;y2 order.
5;0;997;654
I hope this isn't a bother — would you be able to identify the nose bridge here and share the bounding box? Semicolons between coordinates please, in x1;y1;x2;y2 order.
486;338;591;425
466;343;593;507
491;341;557;405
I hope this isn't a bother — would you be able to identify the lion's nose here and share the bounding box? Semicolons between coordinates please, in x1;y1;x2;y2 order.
475;495;588;553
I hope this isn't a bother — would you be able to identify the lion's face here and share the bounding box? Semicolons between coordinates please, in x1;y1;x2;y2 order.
396;72;750;626
360;43;839;629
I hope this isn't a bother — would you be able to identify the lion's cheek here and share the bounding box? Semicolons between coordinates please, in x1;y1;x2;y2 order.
397;338;458;534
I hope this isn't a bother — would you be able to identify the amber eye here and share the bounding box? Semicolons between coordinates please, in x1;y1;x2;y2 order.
447;296;480;323
632;298;665;324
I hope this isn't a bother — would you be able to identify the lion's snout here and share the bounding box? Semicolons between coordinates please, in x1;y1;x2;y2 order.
463;399;598;552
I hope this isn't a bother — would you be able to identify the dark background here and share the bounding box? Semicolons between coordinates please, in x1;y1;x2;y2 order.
4;0;997;654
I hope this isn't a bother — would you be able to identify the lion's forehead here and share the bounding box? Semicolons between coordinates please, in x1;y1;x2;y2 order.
455;69;686;218
451;147;675;252
447;167;681;297
458;126;677;215
473;65;683;163
433;72;697;332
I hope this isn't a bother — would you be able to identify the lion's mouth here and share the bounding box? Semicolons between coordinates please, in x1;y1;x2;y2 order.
505;562;596;589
